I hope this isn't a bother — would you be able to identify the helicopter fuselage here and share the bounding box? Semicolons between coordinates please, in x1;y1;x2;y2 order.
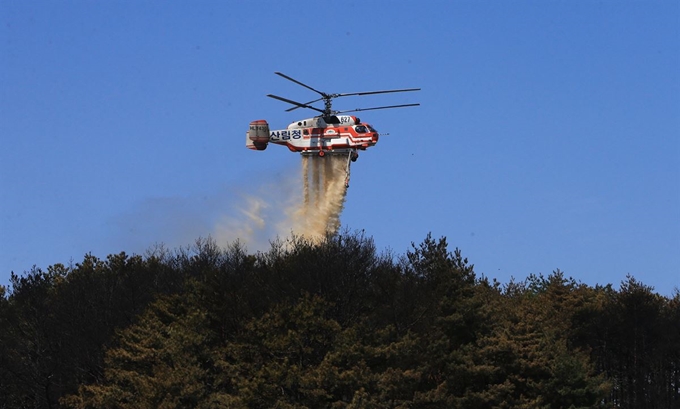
246;115;379;155
272;115;378;154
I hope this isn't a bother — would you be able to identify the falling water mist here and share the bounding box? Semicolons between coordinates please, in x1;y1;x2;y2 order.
214;154;349;250
287;155;348;240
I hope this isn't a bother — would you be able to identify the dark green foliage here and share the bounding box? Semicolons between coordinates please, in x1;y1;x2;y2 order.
0;253;185;408
594;276;679;408
1;232;677;408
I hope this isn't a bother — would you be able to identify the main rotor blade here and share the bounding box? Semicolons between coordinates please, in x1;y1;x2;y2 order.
337;88;421;98
267;94;325;114
286;97;324;112
335;103;420;114
274;72;326;97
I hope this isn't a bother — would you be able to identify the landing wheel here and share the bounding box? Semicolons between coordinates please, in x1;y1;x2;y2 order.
351;152;359;162
318;150;325;157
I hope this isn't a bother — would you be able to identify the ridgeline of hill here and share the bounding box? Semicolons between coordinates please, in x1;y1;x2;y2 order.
1;231;678;408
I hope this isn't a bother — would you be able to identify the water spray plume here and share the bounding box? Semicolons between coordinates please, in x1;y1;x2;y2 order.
215;155;349;250
289;155;348;240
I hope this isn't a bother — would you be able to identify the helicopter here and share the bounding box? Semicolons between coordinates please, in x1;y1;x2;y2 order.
246;72;420;185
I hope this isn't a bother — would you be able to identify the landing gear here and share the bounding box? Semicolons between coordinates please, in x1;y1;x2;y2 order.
318;150;325;157
351;151;359;162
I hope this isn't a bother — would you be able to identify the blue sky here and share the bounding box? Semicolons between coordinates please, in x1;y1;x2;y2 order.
1;1;678;295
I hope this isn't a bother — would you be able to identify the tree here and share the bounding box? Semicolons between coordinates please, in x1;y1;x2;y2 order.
217;293;342;408
1;266;68;409
598;276;677;408
456;273;609;408
62;294;230;409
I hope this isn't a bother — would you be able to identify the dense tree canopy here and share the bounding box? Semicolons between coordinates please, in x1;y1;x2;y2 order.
1;231;678;408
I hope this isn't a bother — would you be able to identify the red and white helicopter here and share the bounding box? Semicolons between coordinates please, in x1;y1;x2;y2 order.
246;72;419;185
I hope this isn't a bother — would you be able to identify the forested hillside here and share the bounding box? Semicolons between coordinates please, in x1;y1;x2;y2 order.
1;232;678;408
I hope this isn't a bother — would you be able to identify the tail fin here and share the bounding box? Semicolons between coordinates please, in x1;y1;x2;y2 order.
246;120;270;151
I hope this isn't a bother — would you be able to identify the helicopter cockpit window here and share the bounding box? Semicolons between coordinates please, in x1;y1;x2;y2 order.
355;125;368;133
367;125;377;133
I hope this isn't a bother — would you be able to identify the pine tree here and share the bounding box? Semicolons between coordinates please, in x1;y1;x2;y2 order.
62;295;230;409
